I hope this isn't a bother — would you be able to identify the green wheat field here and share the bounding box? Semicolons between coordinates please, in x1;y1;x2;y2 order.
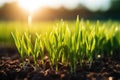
0;18;120;72
0;20;120;46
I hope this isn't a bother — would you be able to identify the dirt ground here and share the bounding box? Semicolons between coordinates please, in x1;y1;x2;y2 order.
0;52;120;80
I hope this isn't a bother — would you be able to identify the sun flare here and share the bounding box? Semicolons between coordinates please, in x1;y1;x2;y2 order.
18;0;42;13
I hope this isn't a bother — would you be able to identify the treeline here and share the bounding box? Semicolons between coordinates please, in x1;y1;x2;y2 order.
0;2;120;21
0;2;28;21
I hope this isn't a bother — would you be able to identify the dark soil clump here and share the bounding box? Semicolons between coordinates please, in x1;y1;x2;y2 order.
0;54;120;80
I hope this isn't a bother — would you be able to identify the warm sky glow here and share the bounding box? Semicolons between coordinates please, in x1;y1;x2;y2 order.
18;0;42;13
0;0;111;12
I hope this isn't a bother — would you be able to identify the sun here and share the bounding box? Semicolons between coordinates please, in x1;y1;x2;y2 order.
18;0;41;13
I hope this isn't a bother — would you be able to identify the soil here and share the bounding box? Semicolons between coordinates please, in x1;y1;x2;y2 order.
0;52;120;80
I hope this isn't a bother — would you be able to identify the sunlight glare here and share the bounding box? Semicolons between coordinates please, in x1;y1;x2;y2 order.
18;0;42;13
28;15;32;26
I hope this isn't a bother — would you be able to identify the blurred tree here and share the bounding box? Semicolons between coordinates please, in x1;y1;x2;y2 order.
111;0;120;10
0;2;28;21
0;1;120;21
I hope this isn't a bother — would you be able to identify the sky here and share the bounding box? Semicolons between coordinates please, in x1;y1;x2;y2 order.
0;0;111;12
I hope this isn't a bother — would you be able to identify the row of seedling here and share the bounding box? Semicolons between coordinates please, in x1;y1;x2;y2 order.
11;17;120;73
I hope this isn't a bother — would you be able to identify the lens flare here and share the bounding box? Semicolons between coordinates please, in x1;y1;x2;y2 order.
18;0;41;13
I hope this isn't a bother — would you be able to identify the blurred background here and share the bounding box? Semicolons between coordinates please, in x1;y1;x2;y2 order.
0;0;120;21
0;0;120;54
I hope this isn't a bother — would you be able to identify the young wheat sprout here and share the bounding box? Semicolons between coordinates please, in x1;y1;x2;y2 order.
11;18;120;73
